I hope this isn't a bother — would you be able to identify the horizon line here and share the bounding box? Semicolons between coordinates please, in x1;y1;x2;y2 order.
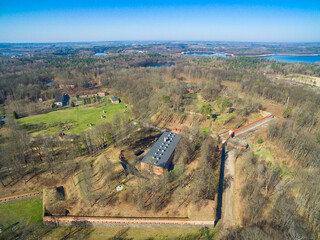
1;40;320;44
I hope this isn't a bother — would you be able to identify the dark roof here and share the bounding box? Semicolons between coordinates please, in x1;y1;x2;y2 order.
54;93;64;103
111;97;119;101
54;93;70;105
134;149;144;156
141;131;181;168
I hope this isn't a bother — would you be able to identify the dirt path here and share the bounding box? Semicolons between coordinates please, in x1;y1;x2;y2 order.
43;216;215;228
0;191;42;205
222;150;236;228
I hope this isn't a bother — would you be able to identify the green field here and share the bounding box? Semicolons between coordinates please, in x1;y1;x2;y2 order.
0;197;43;229
17;102;127;136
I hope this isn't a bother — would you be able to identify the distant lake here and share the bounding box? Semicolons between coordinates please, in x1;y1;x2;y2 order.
144;62;175;67
183;52;226;58
2;52;22;56
94;53;108;56
262;55;320;63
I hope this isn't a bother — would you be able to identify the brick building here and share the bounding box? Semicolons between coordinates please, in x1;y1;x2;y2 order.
141;131;181;175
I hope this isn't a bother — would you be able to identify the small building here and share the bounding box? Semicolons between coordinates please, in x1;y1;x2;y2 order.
59;83;75;89
111;97;120;104
79;93;97;98
54;93;70;107
186;84;199;93
46;81;55;88
141;131;181;175
134;149;144;156
97;91;109;97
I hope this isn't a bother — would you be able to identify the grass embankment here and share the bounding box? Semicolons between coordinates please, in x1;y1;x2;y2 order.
0;197;42;229
46;226;215;240
17;102;127;136
0;197;216;239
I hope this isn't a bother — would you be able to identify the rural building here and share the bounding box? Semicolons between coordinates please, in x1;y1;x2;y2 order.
141;131;181;175
46;80;55;88
59;83;75;89
111;97;120;104
79;93;97;98
54;93;70;106
186;84;199;93
98;91;109;97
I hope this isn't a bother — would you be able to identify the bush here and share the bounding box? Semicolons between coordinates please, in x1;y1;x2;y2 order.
201;104;212;116
257;138;263;144
221;98;232;110
282;106;292;118
12;111;18;119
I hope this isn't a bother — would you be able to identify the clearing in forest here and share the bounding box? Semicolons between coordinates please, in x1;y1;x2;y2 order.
17;102;127;136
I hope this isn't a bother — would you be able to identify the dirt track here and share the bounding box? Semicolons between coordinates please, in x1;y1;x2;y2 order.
43;216;215;228
0;191;42;205
234;116;274;137
222;150;236;228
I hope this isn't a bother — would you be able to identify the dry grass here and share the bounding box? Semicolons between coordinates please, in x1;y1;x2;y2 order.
44;226;200;240
44;131;216;221
275;74;320;87
0;170;68;198
260;99;285;118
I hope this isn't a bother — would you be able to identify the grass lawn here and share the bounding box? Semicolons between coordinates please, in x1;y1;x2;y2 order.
201;127;210;134
255;149;275;162
17;102;127;136
0;197;43;229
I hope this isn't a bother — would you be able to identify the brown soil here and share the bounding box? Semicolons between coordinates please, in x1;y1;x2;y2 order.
151;111;212;130
43;131;216;221
0;170;67;198
261;99;285;118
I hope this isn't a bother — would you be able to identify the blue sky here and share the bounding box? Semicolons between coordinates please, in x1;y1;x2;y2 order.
0;0;319;43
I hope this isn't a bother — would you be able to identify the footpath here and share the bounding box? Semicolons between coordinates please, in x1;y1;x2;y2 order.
0;191;42;205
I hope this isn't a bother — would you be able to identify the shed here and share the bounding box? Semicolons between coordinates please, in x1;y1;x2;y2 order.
111;97;120;104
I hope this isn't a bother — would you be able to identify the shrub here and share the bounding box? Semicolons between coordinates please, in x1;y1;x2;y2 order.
257;138;263;144
12;111;18;119
282;106;292;118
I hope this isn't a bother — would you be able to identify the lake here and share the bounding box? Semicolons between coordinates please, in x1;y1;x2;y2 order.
144;62;175;67
262;55;320;63
183;52;226;58
2;52;23;56
94;53;108;56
